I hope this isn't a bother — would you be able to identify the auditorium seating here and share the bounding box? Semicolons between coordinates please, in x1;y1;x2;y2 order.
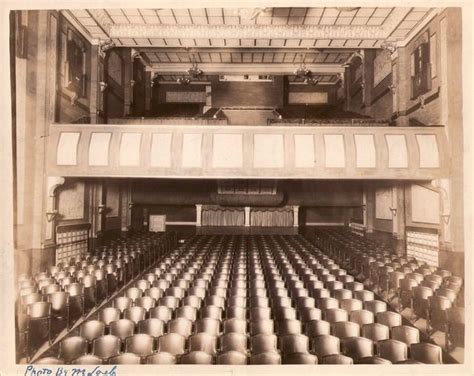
30;233;456;365
16;232;175;361
311;228;464;355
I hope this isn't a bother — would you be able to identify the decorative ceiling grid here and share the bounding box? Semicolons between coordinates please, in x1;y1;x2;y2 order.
143;51;352;65
68;7;433;48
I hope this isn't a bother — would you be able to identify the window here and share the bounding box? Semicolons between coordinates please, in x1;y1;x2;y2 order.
410;42;431;99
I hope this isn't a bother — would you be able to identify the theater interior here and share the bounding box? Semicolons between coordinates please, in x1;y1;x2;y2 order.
5;4;470;369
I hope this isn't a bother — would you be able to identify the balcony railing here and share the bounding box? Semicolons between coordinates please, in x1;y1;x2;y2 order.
47;122;449;180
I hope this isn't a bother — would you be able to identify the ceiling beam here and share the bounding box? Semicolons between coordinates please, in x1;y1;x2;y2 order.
146;63;345;75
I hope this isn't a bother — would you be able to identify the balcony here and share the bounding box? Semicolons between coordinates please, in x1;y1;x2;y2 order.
47;122;449;180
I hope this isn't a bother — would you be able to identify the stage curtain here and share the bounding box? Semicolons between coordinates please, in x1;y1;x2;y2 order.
250;207;293;227
202;207;245;226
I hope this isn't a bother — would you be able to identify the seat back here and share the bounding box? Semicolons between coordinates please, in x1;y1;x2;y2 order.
331;321;360;339
180;351;213;364
311;334;340;357
168;317;193;338
80;320;106;342
250;319;274;336
249;352;281;365
59;336;88;363
157;333;186;356
92;335;121;360
223;318;247;335
124;306;146;324
220;332;248;353
283;352;318;364
175;305;197;321
109;319;135;340
361;323;389;342
250;334;278;354
217;350;247;365
376;339;408;363
321;354;353;364
109;353;141;364
341;337;374;360
410;342;443;364
350;309;374;326
135;296;156;311
112;297;133;312
125;333;154;357
149;306;172;323
323;308;349;323
73;355;103;365
363;300;387;315
146;352;177;364
376;311;402;329
340;298;363;313
188;332;217;354
138;318;165;338
280;334;309;355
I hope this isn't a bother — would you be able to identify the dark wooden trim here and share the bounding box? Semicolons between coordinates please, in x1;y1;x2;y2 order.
10;11;18;249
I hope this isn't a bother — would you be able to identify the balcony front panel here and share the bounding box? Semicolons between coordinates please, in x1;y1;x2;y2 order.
48;123;450;180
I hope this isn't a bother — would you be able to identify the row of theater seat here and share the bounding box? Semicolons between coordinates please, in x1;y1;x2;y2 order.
311;228;464;352
15;232;176;361
33;234;450;364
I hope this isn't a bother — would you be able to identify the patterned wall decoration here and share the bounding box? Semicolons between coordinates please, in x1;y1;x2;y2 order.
106;184;120;217
58;182;85;220
373;49;391;87
411;184;440;224
375;187;393;220
108;50;123;85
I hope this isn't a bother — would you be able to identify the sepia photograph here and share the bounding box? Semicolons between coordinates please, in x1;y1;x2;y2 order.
0;0;473;375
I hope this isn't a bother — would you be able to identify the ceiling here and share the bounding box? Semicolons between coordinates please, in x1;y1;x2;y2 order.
64;7;436;78
142;50;353;65
68;7;434;48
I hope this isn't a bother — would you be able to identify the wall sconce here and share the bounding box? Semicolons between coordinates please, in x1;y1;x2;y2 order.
361;204;367;211
440;214;451;225
131;48;141;60
70;92;79;106
99;81;108;92
130;80;136;88
46;210;58;222
380;41;397;54
98;204;106;215
419;94;426;109
388;84;396;95
336;72;345;89
389;207;398;216
128;201;134;210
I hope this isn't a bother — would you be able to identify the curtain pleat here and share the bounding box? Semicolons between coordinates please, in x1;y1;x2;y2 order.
202;208;245;226
201;206;293;227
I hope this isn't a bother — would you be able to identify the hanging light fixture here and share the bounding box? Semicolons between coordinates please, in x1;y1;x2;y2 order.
304;77;320;85
187;54;203;78
187;63;203;78
294;62;311;78
294;53;312;80
177;77;191;85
